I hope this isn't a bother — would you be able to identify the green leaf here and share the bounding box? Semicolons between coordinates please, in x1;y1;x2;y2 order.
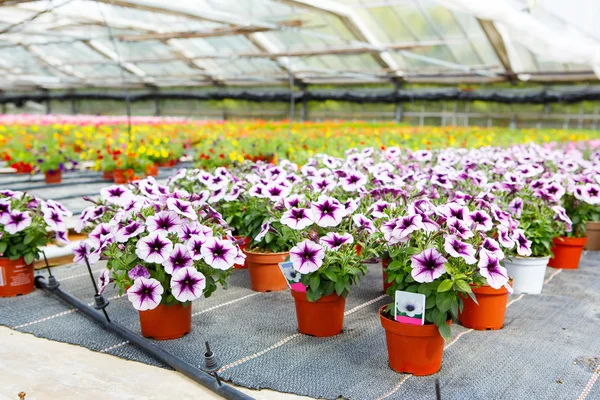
309;274;320;292
437;322;451;341
24;252;35;265
334;280;345;296
0;242;7;254
455;280;472;293
23;233;35;245
322;269;338;283
437;279;453;293
436;293;453;313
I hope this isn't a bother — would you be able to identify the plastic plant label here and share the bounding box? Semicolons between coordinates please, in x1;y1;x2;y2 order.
278;261;306;292
394;290;426;325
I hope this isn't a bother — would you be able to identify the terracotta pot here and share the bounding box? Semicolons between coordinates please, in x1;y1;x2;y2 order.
379;306;448;375
138;303;192;340
243;250;288;292
102;170;114;180
291;290;346;337
381;256;393;294
113;169;127;184
233;236;250;269
0;257;34;297
44;170;62;184
548;236;587;270
585;222;600;251
458;283;510;330
146;164;159;177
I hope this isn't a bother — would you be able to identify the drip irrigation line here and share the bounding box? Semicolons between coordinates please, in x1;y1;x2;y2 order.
35;276;255;400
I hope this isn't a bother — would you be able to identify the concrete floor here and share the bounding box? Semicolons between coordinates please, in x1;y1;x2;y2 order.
0;327;313;400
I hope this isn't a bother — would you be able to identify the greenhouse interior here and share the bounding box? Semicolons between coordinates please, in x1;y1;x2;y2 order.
1;1;599;399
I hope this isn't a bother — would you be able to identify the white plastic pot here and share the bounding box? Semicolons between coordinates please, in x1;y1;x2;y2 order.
503;256;550;295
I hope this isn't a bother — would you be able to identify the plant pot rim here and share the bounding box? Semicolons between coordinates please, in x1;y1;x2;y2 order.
509;255;551;261
552;236;588;245
291;289;343;303
244;249;290;256
379;305;450;337
468;280;512;295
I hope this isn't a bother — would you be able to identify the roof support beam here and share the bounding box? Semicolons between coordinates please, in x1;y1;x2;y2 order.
118;25;273;41
478;19;515;82
25;45;87;81
83;40;153;84
163;39;224;86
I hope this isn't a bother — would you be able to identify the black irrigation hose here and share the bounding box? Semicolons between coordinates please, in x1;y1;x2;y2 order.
35;276;255;400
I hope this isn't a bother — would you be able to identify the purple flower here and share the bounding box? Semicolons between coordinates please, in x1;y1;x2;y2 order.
551;206;572;231
248;184;266;198
343;171;367;192
167;198;197;220
55;230;69;245
128;264;151;280
507;197;524;218
444;235;477;265
43;210;66;232
392;214;425;241
512;229;532;257
100;185;133;206
289;240;325;274
163;244;193;274
320;232;354;250
147;211;182;235
264;182;291;202
127;277;164;311
114;221;145;243
281;208;314;230
466;210;493;232
370;200;393;219
352;213;375;233
88;223;114;249
255;221;271;242
411;248;447;283
311;177;336;193
73;240;100;265
135;232;174;264
480;238;504;260
478;252;509;289
283;194;305;210
584;183;600;205
1;211;32;234
343;198;359;214
310;196;346;227
496;225;515;249
170;266;206;302
98;269;110;294
186;233;209;260
446;217;474;240
0;199;11;218
200;237;236;270
438;203;468;221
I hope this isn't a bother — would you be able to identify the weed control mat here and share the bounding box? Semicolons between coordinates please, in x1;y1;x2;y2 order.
0;255;599;400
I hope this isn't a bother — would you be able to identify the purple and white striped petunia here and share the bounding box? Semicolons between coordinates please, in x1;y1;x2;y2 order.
392;214;425;241
98;269;111;294
135;232;174;264
370;200;393;219
88;223;114;249
186;233;209;260
320;232;354;250
200;237;236;270
100;185;133;206
167;197;197;220
512;229;532;257
477;251;509;289
146;211;183;236
264;182;291;202
163;244;194;274
446;217;474;240
128;264;151;280
127;277;164;311
438;202;469;221
466;210;493;232
114;221;145;243
480;237;505;260
443;235;477;265
343;171;367;192
0;199;11;218
283;194;305;210
289;240;325;274
551;205;572;231
0;211;32;234
255;221;271;242
352;213;375;233
55;230;69;245
43;209;66;232
310;196;347;227
410;248;447;283
281;208;314;230
507;197;524;218
170;267;206;302
496;225;515;249
72;240;100;265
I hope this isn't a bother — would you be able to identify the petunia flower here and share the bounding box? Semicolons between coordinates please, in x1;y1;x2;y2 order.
410;248;447;283
392;214;425;241
146;211;183;236
88;223;114;249
200;237;236;270
127;277;164;311
320;232;354;250
128;264;151;280
283;194;305;210
551;205;572;231
264;182;291;202
72;240;100;265
446;217;474;240
98;269;111;294
512;229;532;257
55;230;69;245
0;199;11;218
114;221;145;243
352;213;375;233
477;252;509;289
507;197;524;218
311;177;336;193
444;235;477;265
466;210;493;232
186;233;209;260
480;238;505;260
170;267;206;302
281;207;314;230
167;198;197;220
43;209;66;232
163;244;193;274
370;200;393;219
437;202;468;221
255;221;271;242
343;171;367;192
1;211;32;234
310;196;347;227
100;185;133;206
496;225;515;249
289;240;325;274
135;232;174;264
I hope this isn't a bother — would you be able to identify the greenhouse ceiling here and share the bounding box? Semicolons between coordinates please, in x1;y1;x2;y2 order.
0;0;599;89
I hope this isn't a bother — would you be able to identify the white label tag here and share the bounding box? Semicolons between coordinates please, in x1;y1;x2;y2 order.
0;267;4;287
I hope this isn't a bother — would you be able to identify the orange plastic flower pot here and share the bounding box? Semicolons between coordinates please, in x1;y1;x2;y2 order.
458;284;510;330
0;257;34;297
548;236;587;269
113;169;127;184
379;306;447;376
291;290;346;337
44;170;62;184
233;236;250;269
138;303;192;340
243;250;288;292
382;256;393;294
146;164;159;177
102;170;114;180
